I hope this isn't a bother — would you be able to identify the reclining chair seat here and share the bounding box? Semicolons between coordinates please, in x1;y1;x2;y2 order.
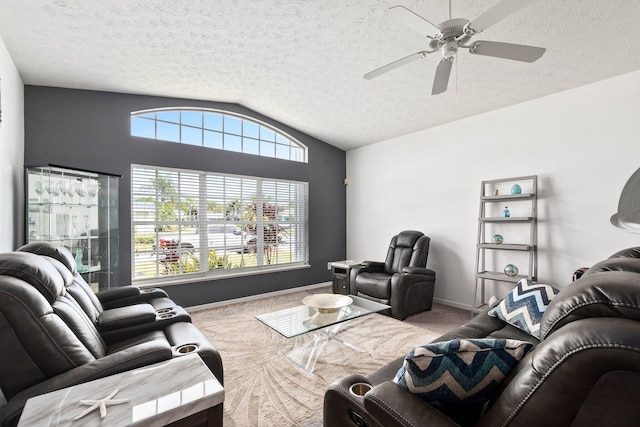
355;272;392;301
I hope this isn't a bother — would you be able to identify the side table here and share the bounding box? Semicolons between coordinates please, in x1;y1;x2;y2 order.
17;354;224;427
331;260;361;295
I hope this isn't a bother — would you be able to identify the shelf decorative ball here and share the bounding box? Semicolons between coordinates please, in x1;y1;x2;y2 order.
502;206;511;217
504;264;519;277
492;234;504;244
511;184;522;194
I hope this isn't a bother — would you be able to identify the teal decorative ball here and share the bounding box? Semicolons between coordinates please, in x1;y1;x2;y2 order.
511;184;522;194
492;234;504;244
504;264;519;277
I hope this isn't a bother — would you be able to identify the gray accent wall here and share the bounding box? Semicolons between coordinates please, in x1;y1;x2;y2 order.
24;86;346;306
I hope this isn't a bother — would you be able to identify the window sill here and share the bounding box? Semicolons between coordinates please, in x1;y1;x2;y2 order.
134;263;310;288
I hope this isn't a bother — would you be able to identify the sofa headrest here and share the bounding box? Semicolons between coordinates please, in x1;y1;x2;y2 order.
608;246;640;259
41;256;74;287
17;242;76;274
540;271;640;339
395;230;424;248
580;258;640;279
0;252;65;302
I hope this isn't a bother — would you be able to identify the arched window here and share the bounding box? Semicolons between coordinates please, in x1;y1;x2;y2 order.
131;108;307;163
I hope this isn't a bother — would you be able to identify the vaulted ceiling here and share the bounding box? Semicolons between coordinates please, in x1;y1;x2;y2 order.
1;1;639;150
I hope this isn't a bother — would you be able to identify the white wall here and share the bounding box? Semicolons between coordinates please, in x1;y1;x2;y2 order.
346;70;640;309
0;35;24;251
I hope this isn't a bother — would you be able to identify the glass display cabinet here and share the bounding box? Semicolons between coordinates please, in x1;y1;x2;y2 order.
25;165;120;292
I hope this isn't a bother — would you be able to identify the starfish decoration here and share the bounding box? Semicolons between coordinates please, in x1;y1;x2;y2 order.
73;388;131;420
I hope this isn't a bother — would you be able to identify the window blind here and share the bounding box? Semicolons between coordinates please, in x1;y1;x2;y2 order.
131;164;308;282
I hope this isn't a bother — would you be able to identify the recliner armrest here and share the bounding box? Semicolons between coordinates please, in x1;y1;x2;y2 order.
401;266;435;276
97;287;169;309
95;286;141;303
360;261;385;271
97;304;158;332
364;382;458;427
0;340;172;427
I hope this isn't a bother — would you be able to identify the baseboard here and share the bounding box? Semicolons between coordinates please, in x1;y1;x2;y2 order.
433;297;472;311
187;284;472;313
186;281;332;312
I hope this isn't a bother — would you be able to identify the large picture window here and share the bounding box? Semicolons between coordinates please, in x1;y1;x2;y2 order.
131;108;307;163
131;165;309;282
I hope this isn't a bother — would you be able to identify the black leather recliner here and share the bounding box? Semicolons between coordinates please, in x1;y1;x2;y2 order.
17;242;191;344
18;241;169;309
324;247;640;427
0;250;223;427
349;230;435;320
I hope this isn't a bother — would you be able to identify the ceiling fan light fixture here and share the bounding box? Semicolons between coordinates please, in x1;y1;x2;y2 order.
441;40;458;59
429;39;442;50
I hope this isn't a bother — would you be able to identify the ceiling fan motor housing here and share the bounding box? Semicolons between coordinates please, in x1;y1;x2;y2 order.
438;18;468;39
434;18;468;58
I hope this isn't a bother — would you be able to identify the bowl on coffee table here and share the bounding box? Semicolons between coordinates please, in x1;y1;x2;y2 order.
302;293;353;314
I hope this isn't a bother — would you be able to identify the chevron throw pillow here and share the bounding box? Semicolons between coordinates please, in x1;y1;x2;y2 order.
393;338;533;407
488;279;560;338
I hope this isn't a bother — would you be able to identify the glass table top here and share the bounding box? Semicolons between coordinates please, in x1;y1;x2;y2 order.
255;295;390;338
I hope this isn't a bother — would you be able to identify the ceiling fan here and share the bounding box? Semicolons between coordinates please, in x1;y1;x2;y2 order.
364;0;546;95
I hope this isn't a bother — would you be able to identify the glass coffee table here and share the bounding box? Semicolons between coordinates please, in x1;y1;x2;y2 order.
256;295;390;373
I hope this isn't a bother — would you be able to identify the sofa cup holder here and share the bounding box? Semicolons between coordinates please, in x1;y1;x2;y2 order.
158;312;176;319
140;288;158;294
349;382;372;397
176;344;199;355
156;308;173;314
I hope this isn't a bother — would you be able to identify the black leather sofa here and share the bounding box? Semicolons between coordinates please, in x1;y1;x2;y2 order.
324;247;640;427
0;242;223;427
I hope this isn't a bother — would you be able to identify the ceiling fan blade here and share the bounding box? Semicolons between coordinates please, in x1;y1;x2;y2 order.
364;51;429;80
432;58;453;95
469;41;546;62
466;0;534;34
386;5;441;37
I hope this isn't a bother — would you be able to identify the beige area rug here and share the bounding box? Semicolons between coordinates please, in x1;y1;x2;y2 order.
190;290;469;427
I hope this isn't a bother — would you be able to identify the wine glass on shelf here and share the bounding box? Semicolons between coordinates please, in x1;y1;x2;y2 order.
75;180;87;205
34;180;44;203
49;181;62;204
61;180;73;204
86;181;99;206
43;181;52;202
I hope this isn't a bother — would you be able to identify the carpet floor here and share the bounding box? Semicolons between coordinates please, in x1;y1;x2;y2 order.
190;288;469;427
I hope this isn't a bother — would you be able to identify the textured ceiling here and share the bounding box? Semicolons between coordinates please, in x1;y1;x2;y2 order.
1;1;639;150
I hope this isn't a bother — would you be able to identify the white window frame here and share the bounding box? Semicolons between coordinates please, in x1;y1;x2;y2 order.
131;164;309;284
